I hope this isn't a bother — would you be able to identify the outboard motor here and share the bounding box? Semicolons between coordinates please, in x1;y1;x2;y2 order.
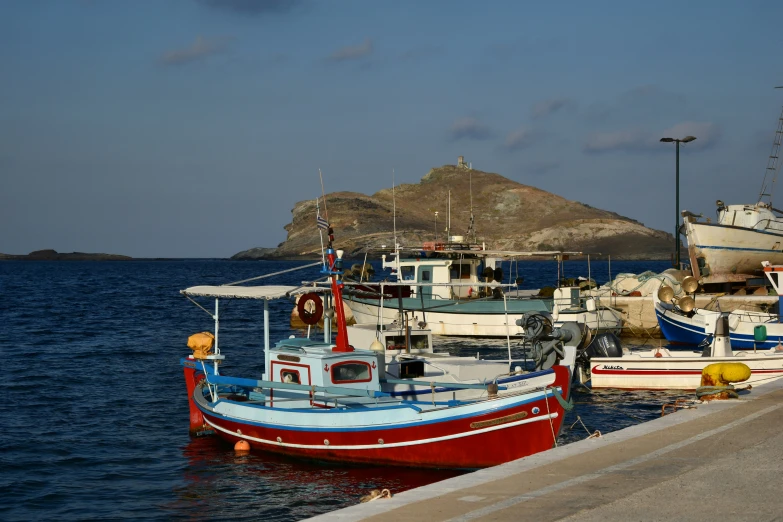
574;332;624;386
516;312;589;371
584;332;623;358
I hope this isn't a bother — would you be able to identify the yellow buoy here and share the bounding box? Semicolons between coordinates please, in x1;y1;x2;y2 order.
699;362;751;400
234;440;250;452
701;362;751;387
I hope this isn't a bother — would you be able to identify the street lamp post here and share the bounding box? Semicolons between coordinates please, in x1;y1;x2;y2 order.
434;211;439;241
660;135;697;268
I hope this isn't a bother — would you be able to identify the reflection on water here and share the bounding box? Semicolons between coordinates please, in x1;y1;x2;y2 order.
168;437;463;521
0;259;689;522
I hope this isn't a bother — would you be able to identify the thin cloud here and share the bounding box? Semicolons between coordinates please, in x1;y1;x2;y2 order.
583;121;721;154
583;130;654;154
531;98;573;119
449;118;493;141
198;0;303;15
159;36;229;66
585;84;687;124
501;128;535;151
328;38;373;62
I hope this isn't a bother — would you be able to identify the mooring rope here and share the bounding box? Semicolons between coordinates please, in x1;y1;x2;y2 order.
224;261;322;286
695;385;739;399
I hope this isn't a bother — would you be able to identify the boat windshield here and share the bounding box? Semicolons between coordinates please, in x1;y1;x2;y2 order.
450;264;471;280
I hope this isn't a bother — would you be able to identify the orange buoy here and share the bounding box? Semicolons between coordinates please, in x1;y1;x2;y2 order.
234;440;250;452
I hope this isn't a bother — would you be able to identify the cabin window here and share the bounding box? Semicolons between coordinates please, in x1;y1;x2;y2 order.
421;270;431;282
280;369;301;384
450;264;472;280
331;361;372;383
401;266;415;280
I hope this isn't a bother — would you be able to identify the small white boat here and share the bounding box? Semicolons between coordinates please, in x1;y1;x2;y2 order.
346;313;587;402
577;313;783;390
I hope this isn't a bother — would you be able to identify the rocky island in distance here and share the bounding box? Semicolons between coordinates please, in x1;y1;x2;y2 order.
0;249;132;261
233;163;677;261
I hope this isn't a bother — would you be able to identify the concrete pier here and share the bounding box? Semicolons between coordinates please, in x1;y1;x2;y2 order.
308;378;783;522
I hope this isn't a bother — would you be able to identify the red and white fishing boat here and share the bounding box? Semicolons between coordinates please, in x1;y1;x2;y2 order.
180;223;572;469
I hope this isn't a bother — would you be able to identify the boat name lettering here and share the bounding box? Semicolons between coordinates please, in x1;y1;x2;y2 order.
277;355;301;362
602;365;623;370
507;381;528;388
470;411;527;429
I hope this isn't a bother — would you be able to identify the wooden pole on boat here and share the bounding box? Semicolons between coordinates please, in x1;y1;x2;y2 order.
504;291;512;364
214;299;220;375
264;298;270;378
404;312;410;354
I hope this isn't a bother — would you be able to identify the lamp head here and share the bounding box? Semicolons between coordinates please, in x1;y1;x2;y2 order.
681;136;697;143
660;137;674;143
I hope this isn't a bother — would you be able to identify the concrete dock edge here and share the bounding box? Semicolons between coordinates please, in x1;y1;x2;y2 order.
307;377;783;522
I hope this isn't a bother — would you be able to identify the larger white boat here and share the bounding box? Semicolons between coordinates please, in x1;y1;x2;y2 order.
344;244;623;337
682;202;783;284
682;104;783;284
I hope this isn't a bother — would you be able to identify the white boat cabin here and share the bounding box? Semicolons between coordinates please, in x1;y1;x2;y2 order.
271;339;382;389
716;202;783;233
382;251;497;300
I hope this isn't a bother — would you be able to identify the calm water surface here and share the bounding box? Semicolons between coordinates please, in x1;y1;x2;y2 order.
0;258;689;521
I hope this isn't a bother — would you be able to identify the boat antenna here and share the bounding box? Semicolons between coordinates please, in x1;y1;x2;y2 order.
319;168;329;221
758;86;783;207
392;169;397;250
316;197;327;268
466;167;476;243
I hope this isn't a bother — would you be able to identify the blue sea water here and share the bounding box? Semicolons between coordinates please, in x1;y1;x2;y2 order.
0;258;689;521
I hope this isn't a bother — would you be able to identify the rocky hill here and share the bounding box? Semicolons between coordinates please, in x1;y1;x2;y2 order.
233;164;675;260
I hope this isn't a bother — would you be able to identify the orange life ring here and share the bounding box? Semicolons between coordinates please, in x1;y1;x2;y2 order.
297;293;323;325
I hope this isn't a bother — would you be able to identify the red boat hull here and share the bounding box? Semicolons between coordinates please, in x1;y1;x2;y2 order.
192;366;571;469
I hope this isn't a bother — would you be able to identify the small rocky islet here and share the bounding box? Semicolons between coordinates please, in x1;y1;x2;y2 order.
233;164;675;260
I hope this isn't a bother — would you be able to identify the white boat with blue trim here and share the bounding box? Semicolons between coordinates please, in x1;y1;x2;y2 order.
345;244;622;337
682;105;783;284
682;202;783;284
653;266;783;349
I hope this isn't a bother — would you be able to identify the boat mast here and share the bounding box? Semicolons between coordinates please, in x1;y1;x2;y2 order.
758;87;783;207
467;168;476;244
447;189;451;241
392;169;397;249
318;171;352;352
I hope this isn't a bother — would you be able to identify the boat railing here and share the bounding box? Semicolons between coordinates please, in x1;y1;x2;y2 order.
205;373;390;399
752;218;783;233
380;378;508;391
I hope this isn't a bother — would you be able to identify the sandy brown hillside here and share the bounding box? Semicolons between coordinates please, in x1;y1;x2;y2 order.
234;164;674;260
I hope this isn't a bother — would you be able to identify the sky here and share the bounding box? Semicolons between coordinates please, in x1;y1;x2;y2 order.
2;0;783;258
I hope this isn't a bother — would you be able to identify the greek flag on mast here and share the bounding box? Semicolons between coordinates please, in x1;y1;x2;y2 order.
317;214;329;230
